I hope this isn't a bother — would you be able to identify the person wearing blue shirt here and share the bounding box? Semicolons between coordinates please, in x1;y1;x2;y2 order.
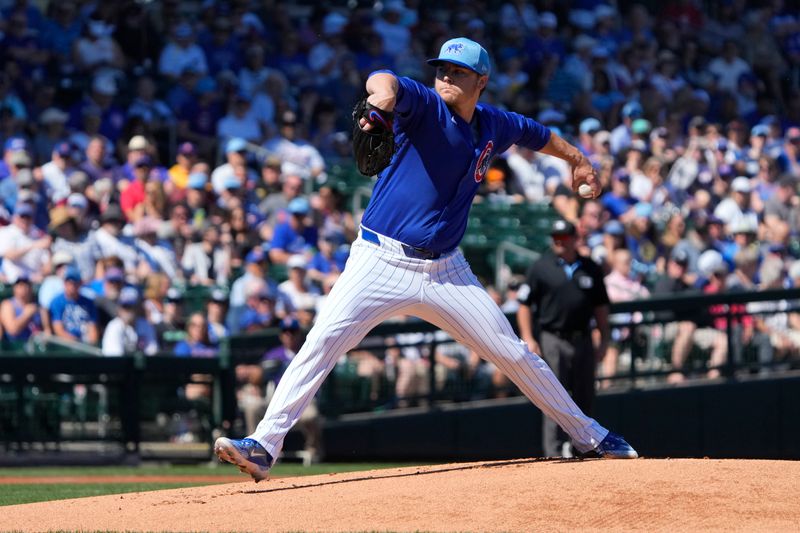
174;313;218;358
215;37;637;482
268;197;318;264
0;275;41;343
601;170;637;219
49;267;99;345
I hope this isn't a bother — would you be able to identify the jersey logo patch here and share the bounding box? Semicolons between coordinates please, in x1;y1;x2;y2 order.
474;140;494;182
446;43;464;55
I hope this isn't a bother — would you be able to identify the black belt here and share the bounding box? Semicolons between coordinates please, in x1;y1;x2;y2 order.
361;227;442;260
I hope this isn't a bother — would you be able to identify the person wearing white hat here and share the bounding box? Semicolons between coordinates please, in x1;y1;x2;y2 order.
714;176;758;233
278;254;319;313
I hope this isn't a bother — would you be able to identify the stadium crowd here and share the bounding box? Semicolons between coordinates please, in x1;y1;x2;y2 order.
1;0;800;402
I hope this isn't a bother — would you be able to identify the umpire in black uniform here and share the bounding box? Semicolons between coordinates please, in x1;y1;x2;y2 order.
516;219;611;457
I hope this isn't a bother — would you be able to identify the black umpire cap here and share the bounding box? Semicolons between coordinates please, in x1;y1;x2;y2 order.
550;219;577;237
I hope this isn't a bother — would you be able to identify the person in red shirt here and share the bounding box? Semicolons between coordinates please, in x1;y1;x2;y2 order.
120;155;152;221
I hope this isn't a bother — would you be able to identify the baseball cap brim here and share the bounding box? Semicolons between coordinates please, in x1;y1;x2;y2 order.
427;58;484;75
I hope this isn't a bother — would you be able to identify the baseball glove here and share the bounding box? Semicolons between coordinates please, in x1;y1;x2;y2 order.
352;97;395;176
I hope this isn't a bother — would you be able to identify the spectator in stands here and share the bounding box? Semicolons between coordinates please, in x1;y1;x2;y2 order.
715;176;758;233
200;17;242;76
4;9;48;84
158;23;208;81
40;1;82;64
33;108;70;165
72;12;125;76
181;225;230;286
49;266;99;345
238;280;279;333
601;170;636;220
228;206;261;259
269;197;318;264
119;135;152;184
749;257;800;368
166;142;198;200
88;204;139;274
93;266;125;331
263;110;325;182
210;137;256;195
207;288;229;346
40;141;76;204
278;255;320;313
49;205;94;281
0;203;51;283
134;217;180;281
228;246;278;331
692;250;738;381
127;76;175;135
602;249;650;385
0;150;33;213
184;172;211;225
763;176;800;243
175;75;222;160
1;274;41;345
174;312;217;357
120;155;153;221
38;250;73;334
308;231;347;290
258;172;303;227
610;101;643;155
102;287;158;356
217;92;263;144
78;134;117;184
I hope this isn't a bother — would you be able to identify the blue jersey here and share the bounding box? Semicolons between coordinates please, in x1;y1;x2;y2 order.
361;71;552;254
49;293;97;340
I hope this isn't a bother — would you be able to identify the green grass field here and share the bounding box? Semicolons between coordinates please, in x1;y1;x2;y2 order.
0;463;422;507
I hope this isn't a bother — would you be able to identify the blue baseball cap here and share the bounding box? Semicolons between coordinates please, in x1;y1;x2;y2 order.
621;101;643;119
287;197;310;215
4;137;27;152
119;287;139;307
64;266;82;282
427;37;491;76
604;220;625;235
579;117;602;134
245;247;266;264
751;124;769;137
187;172;208;189
55;141;73;158
225;137;247;153
14;202;33;217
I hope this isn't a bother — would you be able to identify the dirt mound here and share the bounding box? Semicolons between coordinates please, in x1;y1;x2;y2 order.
4;458;799;532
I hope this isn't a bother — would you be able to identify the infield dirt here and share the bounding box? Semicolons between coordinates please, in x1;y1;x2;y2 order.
3;458;799;532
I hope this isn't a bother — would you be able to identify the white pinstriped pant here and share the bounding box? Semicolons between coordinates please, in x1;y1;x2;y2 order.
249;227;609;460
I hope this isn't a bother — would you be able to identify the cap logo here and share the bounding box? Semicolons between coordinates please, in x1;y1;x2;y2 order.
445;43;464;55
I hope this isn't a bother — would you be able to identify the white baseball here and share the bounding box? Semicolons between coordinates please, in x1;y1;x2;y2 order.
578;184;593;198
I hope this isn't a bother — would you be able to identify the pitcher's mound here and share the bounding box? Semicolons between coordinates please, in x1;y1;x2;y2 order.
4;458;799;532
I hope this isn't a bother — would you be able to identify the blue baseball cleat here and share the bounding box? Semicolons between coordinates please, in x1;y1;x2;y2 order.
214;437;273;482
594;431;638;459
